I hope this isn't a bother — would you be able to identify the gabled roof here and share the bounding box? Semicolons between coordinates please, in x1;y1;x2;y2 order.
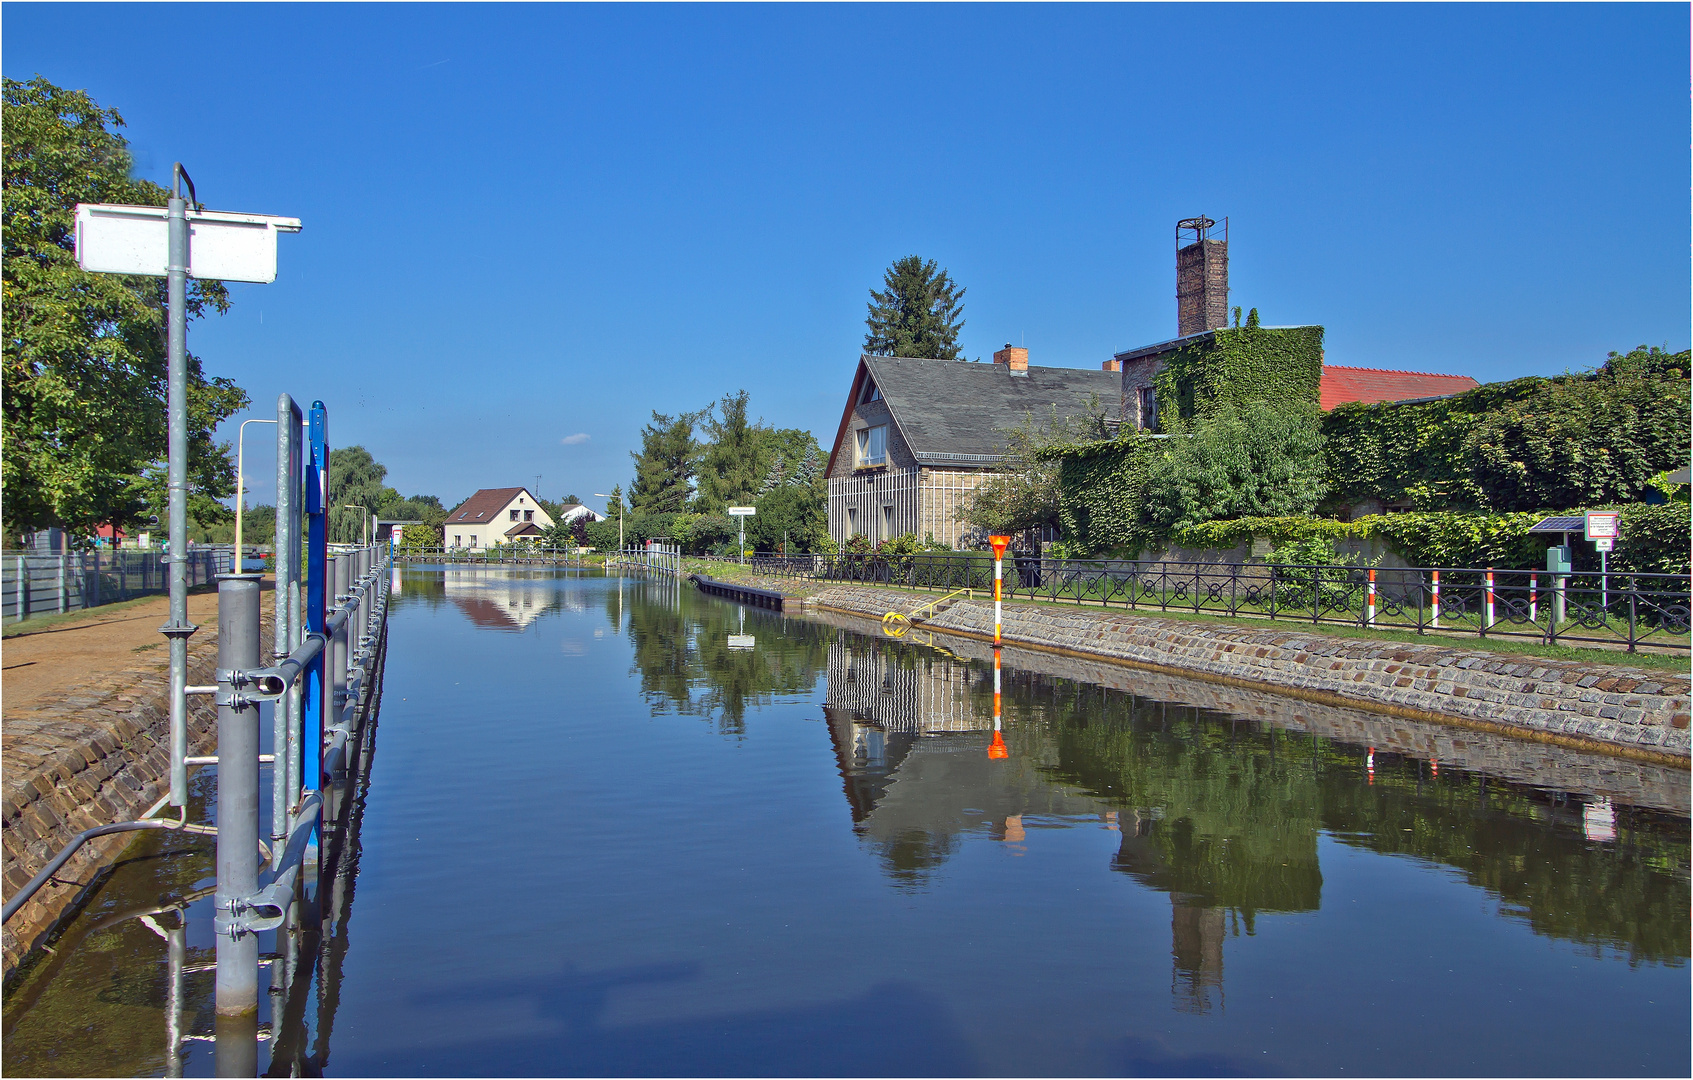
827;355;1120;472
446;487;530;525
1319;366;1480;410
505;522;543;537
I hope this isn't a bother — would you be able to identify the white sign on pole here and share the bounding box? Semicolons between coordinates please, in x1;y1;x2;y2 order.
726;507;756;517
1584;511;1620;541
75;203;303;283
1594;537;1614;552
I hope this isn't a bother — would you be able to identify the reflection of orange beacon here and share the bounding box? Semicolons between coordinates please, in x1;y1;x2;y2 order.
988;730;1008;759
987;644;1008;758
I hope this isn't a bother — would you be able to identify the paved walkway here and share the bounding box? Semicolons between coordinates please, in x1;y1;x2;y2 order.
1;583;274;716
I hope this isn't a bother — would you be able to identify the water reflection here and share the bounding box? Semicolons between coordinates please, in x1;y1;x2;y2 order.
806;615;1688;985
5;572;1686;1077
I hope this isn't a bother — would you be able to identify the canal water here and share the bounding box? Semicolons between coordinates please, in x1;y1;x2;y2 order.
5;568;1689;1076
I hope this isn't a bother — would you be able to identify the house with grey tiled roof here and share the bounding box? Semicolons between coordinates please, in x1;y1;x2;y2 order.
825;347;1119;548
444;487;554;549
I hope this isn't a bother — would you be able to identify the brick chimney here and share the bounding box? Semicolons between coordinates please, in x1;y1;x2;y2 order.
993;343;1029;371
1102;359;1122;372
1176;216;1228;336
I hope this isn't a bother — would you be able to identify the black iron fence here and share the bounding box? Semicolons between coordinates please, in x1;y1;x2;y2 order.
692;552;1691;653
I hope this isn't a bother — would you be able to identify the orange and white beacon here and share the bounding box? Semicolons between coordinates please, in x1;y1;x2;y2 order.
988;535;1011;646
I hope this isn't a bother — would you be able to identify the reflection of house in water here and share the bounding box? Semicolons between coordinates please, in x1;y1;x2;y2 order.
821;637;1325;1011
822;639;1105;889
443;571;584;631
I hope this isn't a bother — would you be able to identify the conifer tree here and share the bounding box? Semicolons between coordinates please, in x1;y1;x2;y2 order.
864;256;966;360
628;411;699;513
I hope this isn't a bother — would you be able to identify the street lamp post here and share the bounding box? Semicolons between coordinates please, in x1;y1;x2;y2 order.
594;494;623;553
234;418;278;571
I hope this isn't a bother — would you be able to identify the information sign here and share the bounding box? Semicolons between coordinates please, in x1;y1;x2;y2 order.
1584;511;1620;542
727;507;756;516
75;203;303;283
1594;538;1614;552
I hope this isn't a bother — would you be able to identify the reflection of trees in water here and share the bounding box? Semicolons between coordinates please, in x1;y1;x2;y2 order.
622;585;831;736
1038;683;1690;967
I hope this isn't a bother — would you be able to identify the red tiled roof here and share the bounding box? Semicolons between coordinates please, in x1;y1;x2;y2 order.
1320;366;1480;411
446;487;528;524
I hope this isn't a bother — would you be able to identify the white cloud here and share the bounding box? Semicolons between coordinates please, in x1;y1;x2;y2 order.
560;433;590;445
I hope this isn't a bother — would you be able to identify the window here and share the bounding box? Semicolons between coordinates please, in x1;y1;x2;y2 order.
524;510;534;521
856;424;888;467
510;509;520;521
882;504;895;541
453;535;461;547
1138;386;1158;430
469;535;478;547
859;380;881;405
847;507;859;535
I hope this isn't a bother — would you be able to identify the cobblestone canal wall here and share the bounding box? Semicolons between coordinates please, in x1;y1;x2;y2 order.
2;601;273;976
807;586;1691;765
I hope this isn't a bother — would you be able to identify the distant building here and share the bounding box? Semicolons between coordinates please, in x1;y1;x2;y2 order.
554;503;606;526
825;346;1119;549
443;487;554;549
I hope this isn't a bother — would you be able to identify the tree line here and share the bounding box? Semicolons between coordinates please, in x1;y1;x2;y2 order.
611;390;828;554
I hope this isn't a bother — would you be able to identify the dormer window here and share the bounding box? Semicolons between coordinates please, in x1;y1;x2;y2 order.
859;380;881;405
856;424;888;468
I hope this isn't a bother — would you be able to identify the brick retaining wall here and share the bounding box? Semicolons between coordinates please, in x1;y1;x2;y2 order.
807;586;1691;763
2;599;273;975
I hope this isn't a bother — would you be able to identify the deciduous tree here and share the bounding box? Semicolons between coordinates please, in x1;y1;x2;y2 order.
2;75;247;538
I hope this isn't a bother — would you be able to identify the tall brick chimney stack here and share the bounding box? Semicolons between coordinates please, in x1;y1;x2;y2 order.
993;343;1029;371
1176;216;1228;336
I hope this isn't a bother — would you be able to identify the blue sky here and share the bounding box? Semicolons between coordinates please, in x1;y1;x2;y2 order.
6;3;1688;513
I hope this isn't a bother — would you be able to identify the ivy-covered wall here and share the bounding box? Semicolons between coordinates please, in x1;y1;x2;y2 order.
1050;344;1690;568
1321;346;1690;513
1152;325;1325;424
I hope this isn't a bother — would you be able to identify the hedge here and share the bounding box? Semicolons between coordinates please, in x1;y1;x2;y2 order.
1170;504;1689;573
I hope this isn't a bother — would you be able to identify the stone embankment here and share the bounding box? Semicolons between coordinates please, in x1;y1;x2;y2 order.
806;585;1691;764
2;596;273;975
812;607;1689;813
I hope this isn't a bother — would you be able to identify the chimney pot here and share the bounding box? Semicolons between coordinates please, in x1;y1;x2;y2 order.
992;345;1029;371
1103;359;1122;372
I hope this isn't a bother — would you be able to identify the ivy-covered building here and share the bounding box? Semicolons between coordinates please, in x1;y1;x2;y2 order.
825;346;1118;548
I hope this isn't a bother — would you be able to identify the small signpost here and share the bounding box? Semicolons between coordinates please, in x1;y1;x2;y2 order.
1585;511;1621;607
728;507;756;565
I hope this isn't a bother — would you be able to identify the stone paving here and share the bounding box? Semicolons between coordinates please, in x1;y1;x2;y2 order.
808;585;1692;762
2;595;274;974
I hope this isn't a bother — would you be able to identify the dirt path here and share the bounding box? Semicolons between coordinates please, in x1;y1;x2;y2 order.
1;580;273;716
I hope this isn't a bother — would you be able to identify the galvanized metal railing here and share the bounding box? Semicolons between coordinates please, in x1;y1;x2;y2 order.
687;551;1691;653
3;394;399;1076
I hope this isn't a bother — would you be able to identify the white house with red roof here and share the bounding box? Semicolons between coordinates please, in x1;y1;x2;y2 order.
444;487;554;549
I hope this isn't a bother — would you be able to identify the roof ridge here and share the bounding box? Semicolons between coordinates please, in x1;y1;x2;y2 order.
1322;364;1476;379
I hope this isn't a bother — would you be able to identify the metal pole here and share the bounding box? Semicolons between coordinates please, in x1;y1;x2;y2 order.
213;573;262;1031
272;399;300;865
332;555;350;714
163;166;195;810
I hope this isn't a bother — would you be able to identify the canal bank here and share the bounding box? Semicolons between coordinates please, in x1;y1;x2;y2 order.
803;584;1692;765
1;587;274;976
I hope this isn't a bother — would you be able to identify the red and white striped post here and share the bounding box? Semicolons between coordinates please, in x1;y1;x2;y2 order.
1430;570;1440;629
989;535;1011;647
988;535;1012;760
1484;568;1496;629
1366;568;1377;627
1529;572;1538;622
